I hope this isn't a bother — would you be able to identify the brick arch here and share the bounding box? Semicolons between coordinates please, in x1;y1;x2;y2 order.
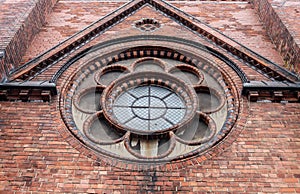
51;36;248;85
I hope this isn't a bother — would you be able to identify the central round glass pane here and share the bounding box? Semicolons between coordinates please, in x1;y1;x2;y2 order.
112;86;186;131
132;96;166;120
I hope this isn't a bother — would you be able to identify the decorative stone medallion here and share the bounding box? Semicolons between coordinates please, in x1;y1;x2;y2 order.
60;43;239;169
134;18;161;32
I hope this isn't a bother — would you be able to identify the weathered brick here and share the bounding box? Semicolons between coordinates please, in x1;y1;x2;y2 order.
0;0;299;193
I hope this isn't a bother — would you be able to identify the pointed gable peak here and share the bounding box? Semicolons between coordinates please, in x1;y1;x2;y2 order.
7;0;299;83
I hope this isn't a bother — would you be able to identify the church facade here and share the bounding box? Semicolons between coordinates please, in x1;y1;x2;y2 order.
0;0;299;192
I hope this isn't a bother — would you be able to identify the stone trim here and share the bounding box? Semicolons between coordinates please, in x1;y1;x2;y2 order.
0;81;57;102
243;81;300;102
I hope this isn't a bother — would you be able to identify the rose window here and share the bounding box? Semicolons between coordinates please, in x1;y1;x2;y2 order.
110;85;186;132
67;56;233;164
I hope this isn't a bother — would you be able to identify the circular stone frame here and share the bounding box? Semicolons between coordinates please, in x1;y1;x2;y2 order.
58;36;245;170
101;71;198;135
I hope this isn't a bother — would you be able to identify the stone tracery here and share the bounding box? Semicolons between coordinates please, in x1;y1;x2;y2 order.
65;50;235;163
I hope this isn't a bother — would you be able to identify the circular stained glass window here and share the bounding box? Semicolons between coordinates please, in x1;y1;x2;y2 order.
114;86;185;131
101;71;198;135
62;50;237;168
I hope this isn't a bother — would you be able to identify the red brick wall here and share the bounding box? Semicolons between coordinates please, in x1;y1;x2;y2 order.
21;1;285;68
0;101;299;192
18;0;286;84
0;0;299;193
0;0;57;81
1;0;299;80
173;1;285;66
251;0;300;74
20;1;123;64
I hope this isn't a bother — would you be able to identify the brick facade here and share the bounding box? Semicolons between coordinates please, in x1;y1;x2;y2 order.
0;98;299;192
0;0;299;193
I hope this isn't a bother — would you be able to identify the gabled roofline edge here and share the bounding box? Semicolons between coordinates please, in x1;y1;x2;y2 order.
161;0;299;80
8;0;138;75
6;0;299;83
